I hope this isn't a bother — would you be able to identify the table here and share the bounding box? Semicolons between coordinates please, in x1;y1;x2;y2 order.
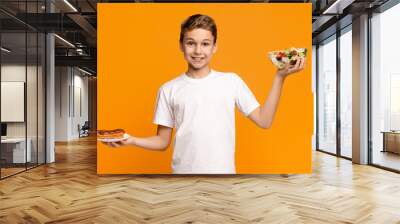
1;138;31;163
381;131;400;154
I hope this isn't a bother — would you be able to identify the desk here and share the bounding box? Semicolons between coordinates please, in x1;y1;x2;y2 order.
381;131;400;154
1;138;31;163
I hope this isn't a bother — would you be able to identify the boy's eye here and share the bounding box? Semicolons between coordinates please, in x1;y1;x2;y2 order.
186;42;194;46
202;43;210;46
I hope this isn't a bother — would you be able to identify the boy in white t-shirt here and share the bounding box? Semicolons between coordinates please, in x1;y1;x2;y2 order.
104;14;306;174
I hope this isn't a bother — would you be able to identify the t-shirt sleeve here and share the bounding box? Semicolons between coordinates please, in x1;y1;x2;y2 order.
153;86;175;128
234;75;260;116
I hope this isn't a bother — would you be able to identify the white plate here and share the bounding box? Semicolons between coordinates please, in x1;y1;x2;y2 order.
98;133;129;143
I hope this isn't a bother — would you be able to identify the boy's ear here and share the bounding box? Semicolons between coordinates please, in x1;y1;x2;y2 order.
179;42;183;52
213;43;218;54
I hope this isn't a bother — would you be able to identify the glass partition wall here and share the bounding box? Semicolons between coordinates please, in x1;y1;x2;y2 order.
316;26;353;159
0;1;46;179
0;30;27;177
315;0;400;172
339;26;352;159
370;3;400;172
317;35;337;155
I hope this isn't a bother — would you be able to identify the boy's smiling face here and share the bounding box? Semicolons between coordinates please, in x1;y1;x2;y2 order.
180;28;217;71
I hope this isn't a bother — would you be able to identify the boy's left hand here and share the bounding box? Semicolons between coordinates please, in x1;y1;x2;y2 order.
276;57;306;79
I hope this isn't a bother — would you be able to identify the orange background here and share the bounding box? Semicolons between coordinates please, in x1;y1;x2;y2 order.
97;3;313;174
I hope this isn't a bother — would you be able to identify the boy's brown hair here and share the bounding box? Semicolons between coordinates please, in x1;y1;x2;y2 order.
180;14;217;44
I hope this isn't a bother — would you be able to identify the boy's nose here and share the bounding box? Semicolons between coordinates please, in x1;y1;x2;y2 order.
194;45;202;54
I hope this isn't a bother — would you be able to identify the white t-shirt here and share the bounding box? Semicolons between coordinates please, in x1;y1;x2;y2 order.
153;69;260;174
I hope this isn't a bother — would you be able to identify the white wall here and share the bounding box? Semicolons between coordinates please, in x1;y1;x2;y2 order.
55;67;70;141
54;67;89;141
73;73;89;137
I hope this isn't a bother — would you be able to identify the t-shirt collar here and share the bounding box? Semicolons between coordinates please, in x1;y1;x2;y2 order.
182;69;216;83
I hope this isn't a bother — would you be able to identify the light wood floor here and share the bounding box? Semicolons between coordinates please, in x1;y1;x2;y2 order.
1;163;44;178
0;167;25;177
0;136;400;224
